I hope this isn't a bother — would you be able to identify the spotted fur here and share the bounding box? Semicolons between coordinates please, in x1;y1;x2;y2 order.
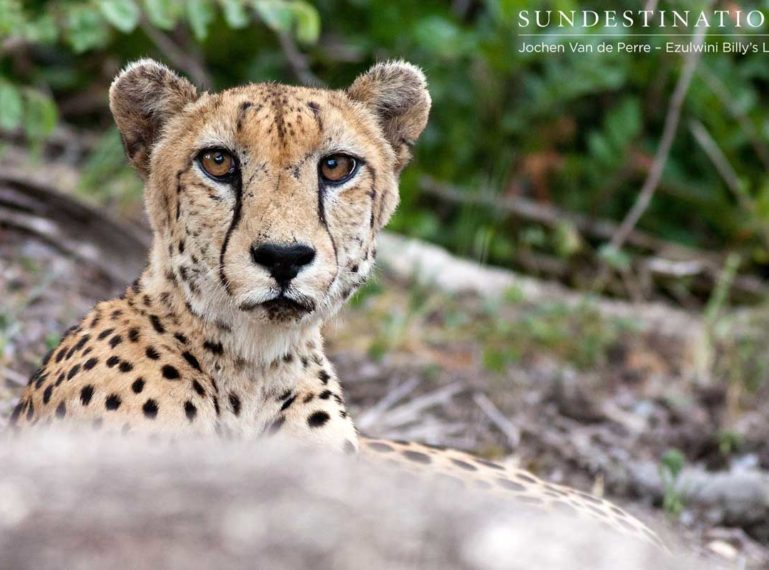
10;59;663;550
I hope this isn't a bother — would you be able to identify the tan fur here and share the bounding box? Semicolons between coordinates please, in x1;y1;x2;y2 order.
10;59;663;550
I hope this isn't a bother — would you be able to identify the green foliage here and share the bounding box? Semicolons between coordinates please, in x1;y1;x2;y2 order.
478;299;633;372
659;448;686;516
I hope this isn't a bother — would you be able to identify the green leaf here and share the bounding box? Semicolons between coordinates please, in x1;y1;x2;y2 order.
143;0;180;30
0;82;23;131
99;0;141;33
23;13;59;44
220;0;250;28
65;6;111;52
252;0;293;32
187;0;215;40
22;89;58;141
598;244;631;271
289;1;319;44
0;0;25;36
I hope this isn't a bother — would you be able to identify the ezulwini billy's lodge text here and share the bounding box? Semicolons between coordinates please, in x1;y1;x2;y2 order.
518;41;766;55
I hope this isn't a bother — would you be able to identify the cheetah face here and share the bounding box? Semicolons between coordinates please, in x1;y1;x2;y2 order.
110;60;430;326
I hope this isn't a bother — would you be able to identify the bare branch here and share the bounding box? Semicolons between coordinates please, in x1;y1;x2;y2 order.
608;9;712;250
277;32;323;87
472;392;520;448
140;21;213;90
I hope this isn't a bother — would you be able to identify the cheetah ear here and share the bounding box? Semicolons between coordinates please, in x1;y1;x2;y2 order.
347;61;431;172
109;59;198;178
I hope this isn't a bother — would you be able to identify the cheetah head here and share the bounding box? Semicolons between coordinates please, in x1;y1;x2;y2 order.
110;59;430;327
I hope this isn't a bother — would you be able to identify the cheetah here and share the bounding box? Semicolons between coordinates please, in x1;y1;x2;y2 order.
9;59;665;551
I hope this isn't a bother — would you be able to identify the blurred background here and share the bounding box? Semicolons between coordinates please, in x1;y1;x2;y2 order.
1;0;769;565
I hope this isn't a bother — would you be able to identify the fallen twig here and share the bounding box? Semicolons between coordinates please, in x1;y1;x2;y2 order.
472;392;521;448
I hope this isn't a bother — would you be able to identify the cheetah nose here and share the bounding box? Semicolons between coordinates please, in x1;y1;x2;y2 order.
250;243;316;286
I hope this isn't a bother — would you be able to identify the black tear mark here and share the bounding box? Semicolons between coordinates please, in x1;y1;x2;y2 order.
217;158;244;294
317;181;339;275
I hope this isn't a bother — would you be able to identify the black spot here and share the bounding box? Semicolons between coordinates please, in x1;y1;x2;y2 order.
367;441;394;453
451;458;478;471
74;334;90;351
9;402;23;425
67;364;81;380
109;335;123;348
174;332;189;344
54;373;65;387
213;396;220;416
268;416;285;434
34;373;47;390
83;357;98;370
66;345;78;360
43;385;53;404
80;385;94;405
142;399;158;419
55;347;66;363
403;450;432;464
476;458;505;471
55;401;66;418
203;340;223;354
162;365;180;380
515;472;538;484
184;400;197;421
229;392;241;416
97;328;115;340
119;361;134;373
318;370;330;384
307;410;330;428
283;353;293;363
106;356;120;368
178;239;185;254
145;346;160;360
105;394;122;411
128;328;140;342
280;394;296;411
41;349;53;365
182;351;202;371
497;478;526;492
28;368;42;386
278;390;292;401
149;315;165;333
192;379;205;396
303;393;314;403
110;309;123;320
319;390;332;400
131;378;145;393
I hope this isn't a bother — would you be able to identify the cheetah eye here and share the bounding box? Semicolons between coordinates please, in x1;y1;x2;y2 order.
319;154;358;185
197;148;237;181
